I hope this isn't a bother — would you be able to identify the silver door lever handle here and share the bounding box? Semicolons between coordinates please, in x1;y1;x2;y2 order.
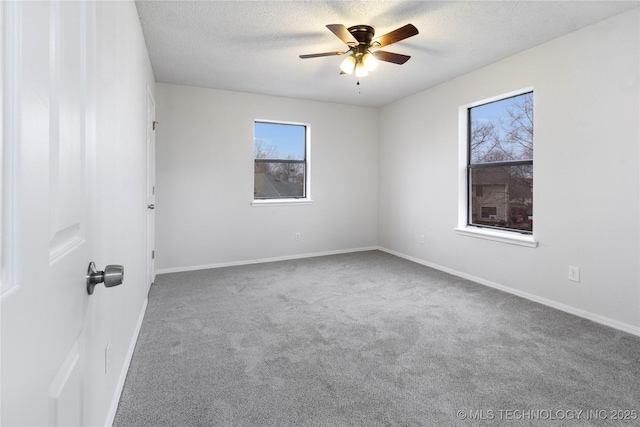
87;262;124;295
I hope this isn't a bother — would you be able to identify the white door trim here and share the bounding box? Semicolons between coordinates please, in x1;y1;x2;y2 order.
146;85;156;293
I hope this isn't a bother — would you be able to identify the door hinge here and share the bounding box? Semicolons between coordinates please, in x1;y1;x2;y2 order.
152;121;158;130
152;185;155;195
152;250;155;260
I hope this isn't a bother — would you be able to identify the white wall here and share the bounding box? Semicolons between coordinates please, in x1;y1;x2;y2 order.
155;84;379;272
89;2;155;425
378;9;640;332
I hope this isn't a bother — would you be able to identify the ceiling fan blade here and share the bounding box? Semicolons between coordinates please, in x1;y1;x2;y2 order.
372;50;411;65
326;24;359;46
372;24;418;48
299;51;347;59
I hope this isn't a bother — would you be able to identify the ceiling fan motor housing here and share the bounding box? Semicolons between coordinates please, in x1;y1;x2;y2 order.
348;25;375;46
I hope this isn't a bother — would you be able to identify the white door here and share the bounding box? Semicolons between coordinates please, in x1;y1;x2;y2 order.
1;1;97;425
146;89;156;292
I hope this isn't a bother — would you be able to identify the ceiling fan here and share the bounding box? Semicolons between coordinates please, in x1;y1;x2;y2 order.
299;23;419;78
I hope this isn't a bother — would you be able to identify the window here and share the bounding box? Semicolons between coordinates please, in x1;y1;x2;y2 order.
468;91;533;233
462;90;534;241
253;121;310;202
481;206;497;218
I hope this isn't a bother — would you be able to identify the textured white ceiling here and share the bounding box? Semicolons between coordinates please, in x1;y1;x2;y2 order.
135;1;639;108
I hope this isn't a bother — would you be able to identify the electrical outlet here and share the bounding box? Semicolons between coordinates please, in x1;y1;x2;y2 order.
568;266;580;282
295;232;300;241
420;235;425;244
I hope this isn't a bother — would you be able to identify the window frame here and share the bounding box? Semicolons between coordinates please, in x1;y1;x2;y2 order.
251;120;312;207
455;87;537;248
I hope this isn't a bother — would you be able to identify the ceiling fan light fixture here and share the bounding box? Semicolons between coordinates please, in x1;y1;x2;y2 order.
340;55;356;74
362;51;378;71
355;62;369;77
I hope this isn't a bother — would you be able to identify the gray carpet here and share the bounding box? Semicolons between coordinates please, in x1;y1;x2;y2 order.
113;251;640;426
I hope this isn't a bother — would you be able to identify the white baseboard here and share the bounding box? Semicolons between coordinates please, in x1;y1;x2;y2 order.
105;296;149;427
155;246;379;275
378;247;640;338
